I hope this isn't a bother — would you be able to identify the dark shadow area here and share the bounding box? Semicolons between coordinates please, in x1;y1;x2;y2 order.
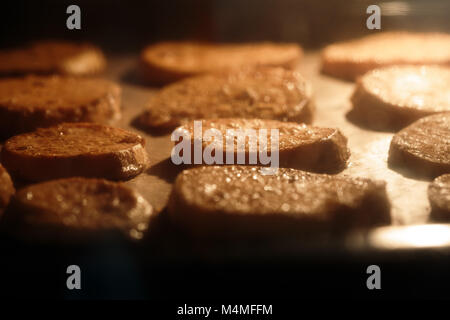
319;69;355;83
130;114;175;137
387;162;435;182
141;207;172;242
3;0;449;51
119;63;161;89
146;157;187;184
2;225;450;299
0;232;150;299
345;109;397;133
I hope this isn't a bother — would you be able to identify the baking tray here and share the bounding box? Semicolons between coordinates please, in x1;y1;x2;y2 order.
1;52;450;299
117;51;431;225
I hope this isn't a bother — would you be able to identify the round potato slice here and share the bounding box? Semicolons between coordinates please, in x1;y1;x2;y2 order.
322;32;450;81
0;75;121;138
140;67;314;132
350;66;450;131
1;123;149;182
140;41;302;84
2;178;153;241
168;166;391;239
388;113;450;179
174;118;349;173
0;41;106;76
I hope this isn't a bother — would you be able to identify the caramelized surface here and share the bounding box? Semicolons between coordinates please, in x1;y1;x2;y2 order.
173;166;387;216
390;114;450;166
175;119;349;172
179;118;340;149
141;67;313;129
0;76;118;111
4;123;144;156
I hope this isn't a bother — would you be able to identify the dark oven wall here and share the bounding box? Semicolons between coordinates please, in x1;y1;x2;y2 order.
1;0;449;52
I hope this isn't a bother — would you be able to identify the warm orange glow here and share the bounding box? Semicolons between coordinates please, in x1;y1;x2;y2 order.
369;224;450;249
